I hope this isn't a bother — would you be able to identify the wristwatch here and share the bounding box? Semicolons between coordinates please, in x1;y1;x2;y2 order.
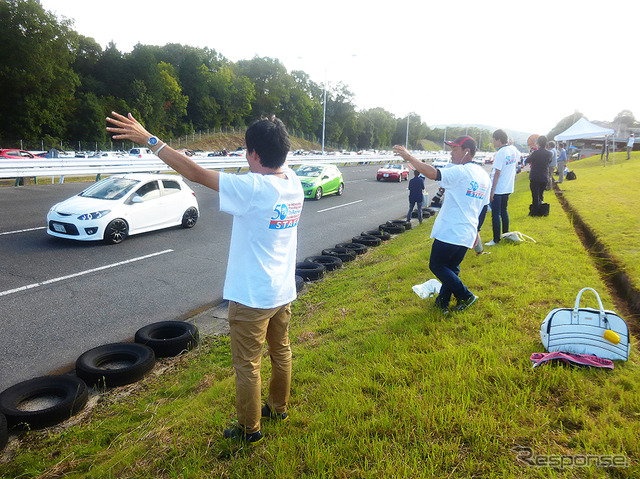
147;136;159;146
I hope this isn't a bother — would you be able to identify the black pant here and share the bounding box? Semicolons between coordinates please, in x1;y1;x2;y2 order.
530;181;546;206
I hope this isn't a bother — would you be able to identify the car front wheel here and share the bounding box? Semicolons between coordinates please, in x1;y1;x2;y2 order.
314;187;323;200
104;218;128;244
181;207;198;228
336;183;344;196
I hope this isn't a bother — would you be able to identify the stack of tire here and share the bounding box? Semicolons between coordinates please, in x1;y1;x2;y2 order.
0;320;198;444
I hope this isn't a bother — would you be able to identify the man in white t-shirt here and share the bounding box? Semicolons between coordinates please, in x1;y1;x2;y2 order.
394;136;490;313
628;133;635;160
486;129;519;246
107;112;303;446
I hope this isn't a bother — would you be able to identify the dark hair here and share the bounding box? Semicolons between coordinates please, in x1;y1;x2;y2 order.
413;169;421;177
493;129;508;144
548;141;555;148
537;135;548;148
245;117;291;169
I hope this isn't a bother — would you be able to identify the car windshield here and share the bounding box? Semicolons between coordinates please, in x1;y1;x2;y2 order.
296;166;323;177
79;177;139;200
383;164;400;169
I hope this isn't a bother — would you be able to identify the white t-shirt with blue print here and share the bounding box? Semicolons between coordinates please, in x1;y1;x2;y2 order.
219;168;303;309
432;162;491;248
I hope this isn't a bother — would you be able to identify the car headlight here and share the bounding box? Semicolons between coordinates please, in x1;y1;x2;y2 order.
77;210;110;221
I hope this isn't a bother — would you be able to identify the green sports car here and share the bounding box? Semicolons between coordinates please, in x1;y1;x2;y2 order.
295;163;344;200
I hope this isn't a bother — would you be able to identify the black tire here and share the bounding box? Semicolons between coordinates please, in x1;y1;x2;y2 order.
336;183;344;196
379;224;405;234
424;207;437;216
0;376;88;430
421;207;432;218
335;242;368;255
295;261;326;281
103;218;128;244
321;247;356;262
397;175;402;182
352;235;382;247
295;275;304;292
389;219;412;230
314;187;323;200
181;207;198;228
135;321;199;358
0;412;8;451
305;255;343;271
75;343;156;388
362;230;391;241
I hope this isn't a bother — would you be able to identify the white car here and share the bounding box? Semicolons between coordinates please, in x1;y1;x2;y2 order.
432;157;451;168
47;174;199;244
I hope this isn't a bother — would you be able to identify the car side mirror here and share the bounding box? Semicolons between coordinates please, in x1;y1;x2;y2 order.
131;195;144;204
322;175;329;180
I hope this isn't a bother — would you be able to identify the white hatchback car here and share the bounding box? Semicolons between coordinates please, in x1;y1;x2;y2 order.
47;174;199;244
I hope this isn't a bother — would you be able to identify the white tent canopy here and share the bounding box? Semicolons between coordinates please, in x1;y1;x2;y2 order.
554;117;614;141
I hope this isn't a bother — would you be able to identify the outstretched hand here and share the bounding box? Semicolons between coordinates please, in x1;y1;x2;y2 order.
393;145;412;162
106;112;152;146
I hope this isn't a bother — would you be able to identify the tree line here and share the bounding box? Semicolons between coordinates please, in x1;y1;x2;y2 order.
0;0;501;152
2;1;635;153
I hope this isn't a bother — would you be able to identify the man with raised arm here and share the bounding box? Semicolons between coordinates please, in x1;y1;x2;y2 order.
394;137;490;313
107;112;303;445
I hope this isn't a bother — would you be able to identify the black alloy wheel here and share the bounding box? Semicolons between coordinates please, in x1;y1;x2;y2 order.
314;187;323;200
104;218;129;244
181;207;199;228
336;183;344;196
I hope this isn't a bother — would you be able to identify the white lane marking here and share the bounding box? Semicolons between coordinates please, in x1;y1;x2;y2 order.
0;227;47;236
317;200;363;213
0;249;174;297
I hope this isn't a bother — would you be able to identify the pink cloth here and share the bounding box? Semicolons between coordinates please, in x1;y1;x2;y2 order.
530;352;614;369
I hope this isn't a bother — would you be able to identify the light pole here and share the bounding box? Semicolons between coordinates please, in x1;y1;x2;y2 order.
296;54;357;156
322;77;327;155
405;113;410;149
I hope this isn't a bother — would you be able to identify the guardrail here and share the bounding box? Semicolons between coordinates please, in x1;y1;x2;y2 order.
1;153;442;184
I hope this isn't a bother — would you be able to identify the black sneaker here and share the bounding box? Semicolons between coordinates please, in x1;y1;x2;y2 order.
434;297;449;314
262;404;289;422
456;294;478;312
223;426;264;445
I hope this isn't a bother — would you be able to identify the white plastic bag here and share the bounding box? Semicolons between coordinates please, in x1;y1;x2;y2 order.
501;231;536;243
412;279;442;299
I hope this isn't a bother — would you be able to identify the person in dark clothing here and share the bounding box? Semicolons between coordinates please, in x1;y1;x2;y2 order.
406;169;426;223
525;135;552;206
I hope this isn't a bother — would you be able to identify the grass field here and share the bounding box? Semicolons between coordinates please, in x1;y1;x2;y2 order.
1;158;639;478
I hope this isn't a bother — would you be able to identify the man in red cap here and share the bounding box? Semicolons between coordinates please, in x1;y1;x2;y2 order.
394;136;490;313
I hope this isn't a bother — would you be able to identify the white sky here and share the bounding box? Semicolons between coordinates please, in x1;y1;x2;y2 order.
40;0;639;135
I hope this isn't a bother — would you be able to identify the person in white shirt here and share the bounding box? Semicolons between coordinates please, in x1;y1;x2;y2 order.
486;129;519;246
627;133;635;160
106;112;302;446
394;136;491;313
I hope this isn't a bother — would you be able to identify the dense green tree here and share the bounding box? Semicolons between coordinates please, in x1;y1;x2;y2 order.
67;92;106;143
0;0;79;141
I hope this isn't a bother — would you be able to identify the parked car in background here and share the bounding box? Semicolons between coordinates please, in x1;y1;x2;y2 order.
0;149;37;160
47;173;199;244
129;147;155;158
376;163;409;182
432;157;451;168
295;163;344;200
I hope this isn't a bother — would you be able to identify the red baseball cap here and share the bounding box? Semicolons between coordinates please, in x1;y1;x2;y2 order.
445;136;476;150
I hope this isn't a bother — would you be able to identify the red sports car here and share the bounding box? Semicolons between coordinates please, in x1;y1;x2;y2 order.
376;163;409;182
0;149;38;160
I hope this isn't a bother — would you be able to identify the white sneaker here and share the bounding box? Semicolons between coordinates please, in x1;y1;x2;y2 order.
484;240;496;246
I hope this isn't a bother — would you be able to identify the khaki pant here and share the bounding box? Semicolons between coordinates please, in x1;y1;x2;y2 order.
228;301;292;433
